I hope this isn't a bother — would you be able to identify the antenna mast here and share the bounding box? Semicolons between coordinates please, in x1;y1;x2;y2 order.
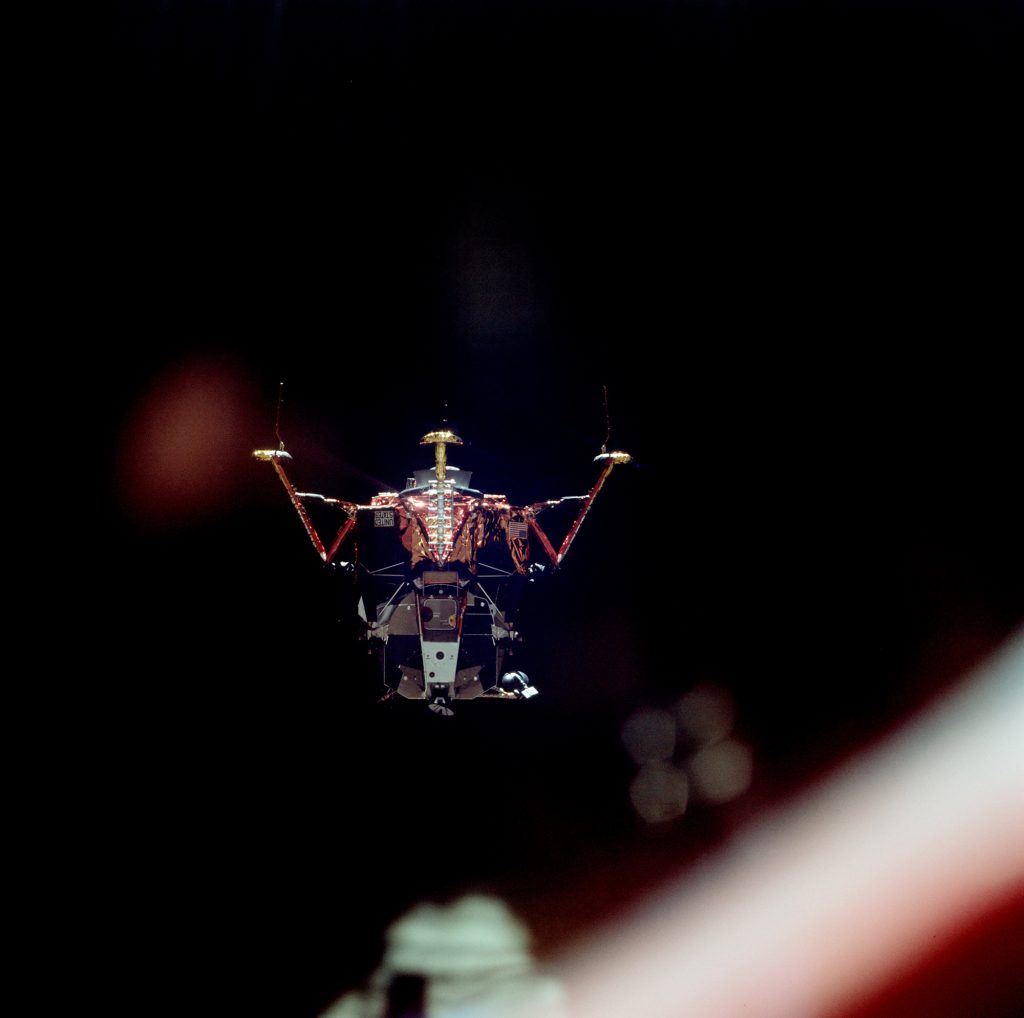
275;381;285;450
601;384;612;454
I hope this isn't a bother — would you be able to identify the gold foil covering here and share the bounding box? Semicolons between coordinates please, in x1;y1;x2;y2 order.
399;512;433;569
419;429;464;447
449;506;505;570
420;429;464;481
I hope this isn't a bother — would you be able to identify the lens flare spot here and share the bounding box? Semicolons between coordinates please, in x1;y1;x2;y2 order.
629;761;689;824
118;355;260;525
621;707;676;765
675;684;736;746
687;738;754;805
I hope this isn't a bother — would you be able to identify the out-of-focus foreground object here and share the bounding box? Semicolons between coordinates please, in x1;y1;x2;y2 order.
320;895;565;1018
541;629;1024;1018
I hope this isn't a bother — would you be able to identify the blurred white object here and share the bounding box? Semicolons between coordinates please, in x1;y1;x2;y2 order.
321;895;565;1018
555;628;1024;1018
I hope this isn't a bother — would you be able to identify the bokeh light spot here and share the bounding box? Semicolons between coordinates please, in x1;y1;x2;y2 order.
687;738;753;805
674;684;735;746
629;761;689;824
621;707;676;765
117;355;260;526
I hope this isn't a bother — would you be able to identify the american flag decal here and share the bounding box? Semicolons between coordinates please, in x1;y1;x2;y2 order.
508;519;529;541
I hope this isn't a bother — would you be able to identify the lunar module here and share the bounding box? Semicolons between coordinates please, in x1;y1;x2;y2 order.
254;425;631;713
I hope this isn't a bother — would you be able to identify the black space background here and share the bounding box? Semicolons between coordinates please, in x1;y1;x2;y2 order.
66;2;1024;1015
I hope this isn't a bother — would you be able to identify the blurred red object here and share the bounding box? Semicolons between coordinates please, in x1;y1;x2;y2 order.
118;355;260;526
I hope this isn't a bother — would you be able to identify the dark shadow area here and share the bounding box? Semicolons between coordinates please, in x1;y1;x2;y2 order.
71;2;1024;1015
